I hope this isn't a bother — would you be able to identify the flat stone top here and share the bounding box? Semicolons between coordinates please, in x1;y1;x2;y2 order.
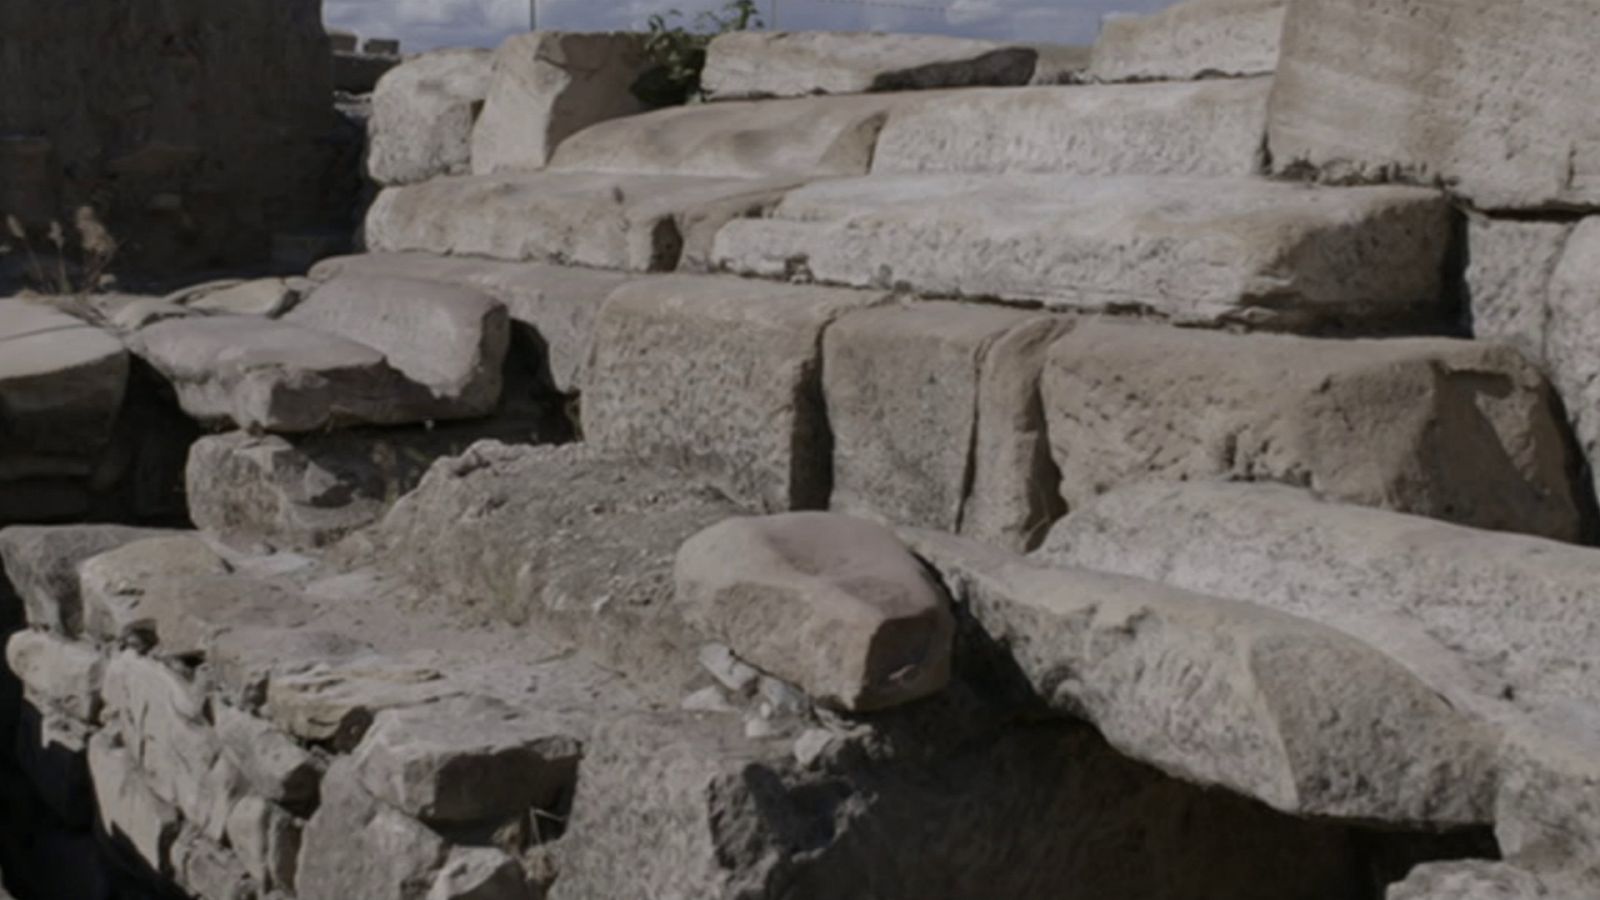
703;30;1036;100
131;314;386;375
0;301;125;381
603;274;888;330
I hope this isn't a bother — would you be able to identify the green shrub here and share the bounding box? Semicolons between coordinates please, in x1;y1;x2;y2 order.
632;0;765;107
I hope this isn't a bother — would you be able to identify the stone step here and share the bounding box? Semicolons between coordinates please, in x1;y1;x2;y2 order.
1089;0;1287;82
711;174;1451;330
701;30;1038;100
365;171;804;273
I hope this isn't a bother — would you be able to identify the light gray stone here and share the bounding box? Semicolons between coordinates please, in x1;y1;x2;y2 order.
1266;0;1600;211
78;533;233;642
469;31;651;175
712;174;1450;330
365;171;805;273
584;275;887;511
1496;719;1600;893
823;302;1068;550
676;513;953;712
351;695;581;825
285;275;509;417
0;524;172;634
214;703;324;814
1541;220;1600;508
226;795;304;894
1043;320;1585;540
1387;862;1562;900
1039;481;1600;720
88;729;180;875
101;652;225;828
6;630;102;721
428;848;526;900
170;828;255;900
870;78;1269;177
1089;0;1286;81
909;528;1497;825
264;655;462;751
175;278;302;318
295;759;450;900
702;31;1037;100
0;301;128;482
368;49;493;186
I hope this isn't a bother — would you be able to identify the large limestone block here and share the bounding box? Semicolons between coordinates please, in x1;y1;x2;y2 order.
0;302;128;481
368;49;493;186
712;174;1450;330
907;529;1497;825
702;31;1037;100
311;253;637;394
1043;321;1585;540
295;760;450;900
584;276;887;511
551;92;907;179
676;514;954;712
365;171;804;273
823;302;1068;549
350;696;581;825
87;730;180;875
1039;482;1600;718
469;31;650;175
1089;0;1286;82
870;78;1269;177
1266;0;1600;211
0;524;171;634
1464;216;1573;368
286;275;510;417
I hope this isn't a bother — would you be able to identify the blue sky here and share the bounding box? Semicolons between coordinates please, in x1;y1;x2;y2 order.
325;0;1181;52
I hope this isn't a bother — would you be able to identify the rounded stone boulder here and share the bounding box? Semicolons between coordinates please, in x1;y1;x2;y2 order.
674;512;955;713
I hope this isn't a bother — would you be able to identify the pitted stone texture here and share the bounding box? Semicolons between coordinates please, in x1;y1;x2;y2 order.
1388;862;1563;900
368;49;492;186
676;514;954;712
354;443;741;699
366;171;803;273
176;278;303;318
1267;0;1600;211
702;31;1036;100
311;252;637;394
551;92;904;179
295;759;450;900
908;529;1497;825
824;302;1068;549
1496;721;1600;893
469;31;651;175
1464;216;1573;368
585;276;887;511
0;524;172;634
88;730;180;875
713;174;1450;330
285;275;509;417
350;696;580;825
870;79;1269;177
1043;321;1584;540
1089;0;1286;82
102;652;228;830
1040;482;1600;720
6;630;103;721
265;656;462;752
0;302;128;482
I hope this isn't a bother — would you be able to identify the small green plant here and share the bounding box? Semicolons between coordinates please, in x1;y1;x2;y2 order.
632;0;765;107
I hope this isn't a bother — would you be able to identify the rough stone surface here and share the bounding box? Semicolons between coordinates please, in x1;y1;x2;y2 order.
366;171;803;273
824;302;1068;549
177;278;303;318
469;31;651;175
910;528;1498;825
1039;481;1600;720
1043;320;1586;540
702;31;1037;100
1463;216;1573;368
0;303;128;483
87;730;180;874
213;703;324;814
871;78;1270;177
676;514;954;712
6;630;103;722
713;174;1450;330
1387;862;1561;900
295;760;450;900
584;275;887;511
0;524;172;635
1089;0;1286;82
428;848;526;900
1266;0;1600;211
368;49;493;186
1496;720;1600;893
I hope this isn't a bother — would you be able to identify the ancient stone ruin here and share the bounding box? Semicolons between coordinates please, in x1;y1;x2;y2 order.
1;0;1599;898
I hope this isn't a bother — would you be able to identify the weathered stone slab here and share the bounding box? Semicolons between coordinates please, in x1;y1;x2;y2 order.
1266;0;1600;211
6;630;102;721
712;174;1450;330
285;275;510;417
551;92;905;179
1044;321;1585;540
907;528;1497;825
823;302;1067;549
368;49;492;186
676;514;954;712
1089;0;1286;82
469;31;650;175
0;302;128;481
350;695;581;825
0;524;171;634
702;31;1037;100
870;78;1269;177
295;760;449;900
311;253;636;394
1496;720;1600;893
174;278;303;318
1039;481;1600;719
365;172;805;273
79;534;233;642
584;276;887;511
88;730;180;875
